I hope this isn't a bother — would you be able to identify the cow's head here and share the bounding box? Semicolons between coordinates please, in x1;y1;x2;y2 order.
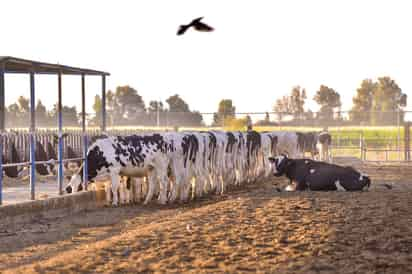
359;173;371;190
268;154;289;176
66;140;110;194
65;173;84;194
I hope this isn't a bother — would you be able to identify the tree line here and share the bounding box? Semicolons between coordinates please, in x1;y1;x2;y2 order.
2;76;408;128
3;85;204;128
270;76;407;126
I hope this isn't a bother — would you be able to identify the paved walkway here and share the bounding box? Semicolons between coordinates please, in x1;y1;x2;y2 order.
1;178;62;205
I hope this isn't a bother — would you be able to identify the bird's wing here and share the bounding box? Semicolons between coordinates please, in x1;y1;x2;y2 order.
177;24;189;35
190;17;204;24
193;21;214;32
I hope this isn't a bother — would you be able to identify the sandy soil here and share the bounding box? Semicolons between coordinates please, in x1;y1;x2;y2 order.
1;163;412;273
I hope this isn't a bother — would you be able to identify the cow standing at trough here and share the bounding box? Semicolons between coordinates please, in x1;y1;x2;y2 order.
66;134;170;206
269;154;370;191
2;141;24;178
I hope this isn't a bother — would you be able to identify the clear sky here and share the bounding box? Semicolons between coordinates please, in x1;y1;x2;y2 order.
1;0;412;116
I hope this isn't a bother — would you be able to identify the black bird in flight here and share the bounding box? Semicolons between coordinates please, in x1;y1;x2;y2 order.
177;17;214;35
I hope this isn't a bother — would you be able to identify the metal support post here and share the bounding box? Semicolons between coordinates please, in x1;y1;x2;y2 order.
81;74;88;189
101;75;106;132
29;71;36;200
57;72;64;195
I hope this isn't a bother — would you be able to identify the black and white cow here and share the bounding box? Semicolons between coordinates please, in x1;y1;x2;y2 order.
3;141;24;178
66;134;170;206
246;130;262;182
268;154;370;191
317;131;332;162
296;132;318;158
35;141;55;176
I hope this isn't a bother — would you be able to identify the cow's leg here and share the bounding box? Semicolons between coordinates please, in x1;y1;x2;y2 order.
118;178;126;205
133;177;143;203
157;172;169;205
144;169;158;205
180;169;193;202
110;172;121;206
125;177;132;204
105;181;112;205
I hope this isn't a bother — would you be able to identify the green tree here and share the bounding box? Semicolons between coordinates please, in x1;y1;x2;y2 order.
371;76;406;125
273;96;292;121
62;106;79;126
7;103;20;127
148;100;164;113
166;94;190;113
289;86;306;119
114;86;146;119
213;99;236;126
313;85;341;121
17;96;30;113
36;100;48;126
92;95;102;126
350;79;376;124
50;104;79;126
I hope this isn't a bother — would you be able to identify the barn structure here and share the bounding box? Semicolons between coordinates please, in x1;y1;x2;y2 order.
0;56;110;204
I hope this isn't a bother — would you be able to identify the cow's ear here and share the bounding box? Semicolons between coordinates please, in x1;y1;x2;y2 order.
268;157;276;163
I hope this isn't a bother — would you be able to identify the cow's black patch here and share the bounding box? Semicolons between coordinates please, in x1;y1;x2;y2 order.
182;134;199;167
246;130;261;166
3;141;22;178
226;132;236;153
35;141;51;176
84;145;112;181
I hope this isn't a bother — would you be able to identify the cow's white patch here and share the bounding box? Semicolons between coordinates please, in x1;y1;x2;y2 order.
277;155;286;166
271;155;286;174
305;160;309;164
67;174;82;193
285;184;295;191
310;169;315;174
335;180;346;191
359;173;368;181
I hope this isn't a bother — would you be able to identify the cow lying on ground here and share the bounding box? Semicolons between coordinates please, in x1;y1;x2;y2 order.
269;154;370;191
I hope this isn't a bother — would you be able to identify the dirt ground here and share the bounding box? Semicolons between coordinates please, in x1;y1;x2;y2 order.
1;163;412;274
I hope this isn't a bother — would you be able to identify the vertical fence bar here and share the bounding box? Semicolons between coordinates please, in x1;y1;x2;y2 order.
0;62;5;132
0;135;3;205
101;75;106;132
81;74;88;189
0;62;5;205
397;108;401;160
29;71;36;200
57;72;64;195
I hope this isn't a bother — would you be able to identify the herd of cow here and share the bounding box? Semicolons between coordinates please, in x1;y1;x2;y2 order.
1;129;374;206
1;134;80;179
64;129;346;206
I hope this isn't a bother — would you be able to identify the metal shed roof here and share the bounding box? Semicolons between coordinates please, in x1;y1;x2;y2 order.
0;56;110;76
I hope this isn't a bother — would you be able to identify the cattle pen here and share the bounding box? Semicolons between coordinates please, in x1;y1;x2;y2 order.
0;56;110;205
2;59;412;273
